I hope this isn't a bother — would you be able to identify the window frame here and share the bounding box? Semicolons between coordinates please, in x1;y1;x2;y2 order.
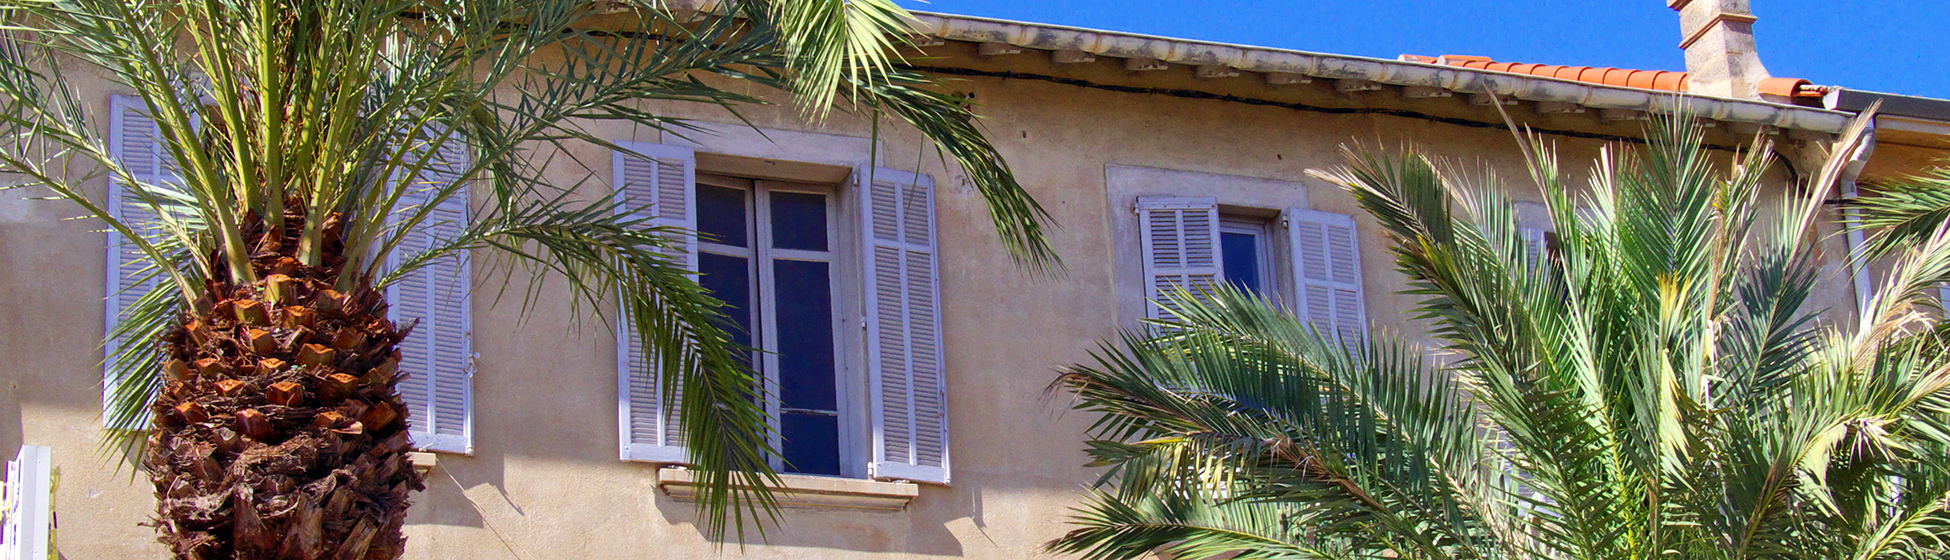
695;172;864;478
1218;214;1279;300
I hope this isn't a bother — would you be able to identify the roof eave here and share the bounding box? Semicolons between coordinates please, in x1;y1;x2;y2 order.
908;11;1853;135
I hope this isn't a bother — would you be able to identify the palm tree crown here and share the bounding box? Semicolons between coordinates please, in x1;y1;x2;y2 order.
1049;112;1950;559
0;0;1054;555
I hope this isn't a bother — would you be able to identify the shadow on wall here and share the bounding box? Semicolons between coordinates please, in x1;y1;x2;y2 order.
656;485;968;557
1;389;19;456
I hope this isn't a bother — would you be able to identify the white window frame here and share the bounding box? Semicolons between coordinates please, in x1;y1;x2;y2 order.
697;174;862;478
659;123;948;485
1219;214;1280;300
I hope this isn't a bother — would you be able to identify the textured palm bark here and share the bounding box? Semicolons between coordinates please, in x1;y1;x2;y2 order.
144;203;425;559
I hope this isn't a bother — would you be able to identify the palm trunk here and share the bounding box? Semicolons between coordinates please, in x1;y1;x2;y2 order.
144;201;424;559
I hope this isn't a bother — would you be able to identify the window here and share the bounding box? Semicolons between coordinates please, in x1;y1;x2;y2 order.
1219;216;1274;297
695;174;847;476
1138;197;1367;345
615;140;951;485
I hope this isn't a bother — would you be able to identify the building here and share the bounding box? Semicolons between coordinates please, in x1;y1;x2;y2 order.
3;1;1946;558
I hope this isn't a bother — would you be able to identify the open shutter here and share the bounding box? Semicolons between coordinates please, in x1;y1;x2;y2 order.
387;141;474;454
2;445;53;560
863;169;949;484
1288;209;1367;348
1137;197;1222;320
613;142;696;463
102;94;178;425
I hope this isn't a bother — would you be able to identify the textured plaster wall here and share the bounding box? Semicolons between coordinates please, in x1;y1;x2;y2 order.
0;45;1864;559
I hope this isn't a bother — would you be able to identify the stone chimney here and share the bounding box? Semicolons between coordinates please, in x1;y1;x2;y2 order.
1669;0;1772;99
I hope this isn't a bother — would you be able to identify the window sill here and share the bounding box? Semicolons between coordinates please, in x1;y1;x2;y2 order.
408;452;439;475
656;468;919;511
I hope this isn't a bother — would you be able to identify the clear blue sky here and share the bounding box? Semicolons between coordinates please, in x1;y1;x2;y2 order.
900;1;1950;99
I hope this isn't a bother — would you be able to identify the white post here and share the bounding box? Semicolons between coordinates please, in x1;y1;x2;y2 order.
2;445;52;560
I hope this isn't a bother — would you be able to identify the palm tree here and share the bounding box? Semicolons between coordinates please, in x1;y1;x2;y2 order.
1046;112;1950;559
0;0;1053;557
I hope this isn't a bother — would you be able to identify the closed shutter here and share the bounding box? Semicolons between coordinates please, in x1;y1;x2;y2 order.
863;168;949;484
1287;209;1367;348
613;142;696;463
1137;197;1221;320
101;94;178;425
387;140;474;454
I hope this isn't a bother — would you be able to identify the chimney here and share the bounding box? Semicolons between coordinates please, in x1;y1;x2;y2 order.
1669;0;1772;99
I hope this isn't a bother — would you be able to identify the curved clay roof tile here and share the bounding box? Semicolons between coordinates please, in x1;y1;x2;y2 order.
1401;54;1792;95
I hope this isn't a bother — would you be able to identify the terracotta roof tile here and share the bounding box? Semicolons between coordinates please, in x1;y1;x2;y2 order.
1402;54;1828;99
1405;54;1691;92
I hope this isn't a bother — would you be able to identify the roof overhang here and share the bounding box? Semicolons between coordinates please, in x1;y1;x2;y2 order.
906;12;1853;135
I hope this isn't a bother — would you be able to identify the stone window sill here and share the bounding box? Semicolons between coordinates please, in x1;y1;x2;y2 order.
407;452;439;475
656;468;919;511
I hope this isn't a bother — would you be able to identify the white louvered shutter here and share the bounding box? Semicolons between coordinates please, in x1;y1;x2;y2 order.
101;94;180;425
2;445;53;560
387;140;474;454
1288;209;1367;348
613;142;696;463
1137;197;1221;320
863;169;949;484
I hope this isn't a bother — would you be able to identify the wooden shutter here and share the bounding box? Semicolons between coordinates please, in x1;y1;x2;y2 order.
1137;197;1222;320
387;141;474;454
101;94;177;424
613;142;696;463
863;168;949;484
1287;209;1367;347
2;445;53;560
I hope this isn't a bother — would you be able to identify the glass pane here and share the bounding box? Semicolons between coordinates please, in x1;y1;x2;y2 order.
773;259;835;411
1221;231;1261;295
698;252;753;348
770;191;828;251
697;184;748;247
781;413;841;476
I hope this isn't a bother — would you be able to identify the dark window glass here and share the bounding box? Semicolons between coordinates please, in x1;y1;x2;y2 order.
770;191;829;251
773;259;835;411
697;252;753;348
1221;231;1261;295
780;413;841;476
697;184;748;247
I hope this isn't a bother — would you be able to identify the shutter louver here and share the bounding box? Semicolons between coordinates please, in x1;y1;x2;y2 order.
1137;197;1222;321
613;142;696;463
864;169;949;484
1288;209;1367;348
101;95;179;426
387;140;474;454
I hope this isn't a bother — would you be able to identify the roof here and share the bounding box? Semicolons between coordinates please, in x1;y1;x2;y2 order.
1400;55;1824;99
1400;55;1689;92
901;11;1853;135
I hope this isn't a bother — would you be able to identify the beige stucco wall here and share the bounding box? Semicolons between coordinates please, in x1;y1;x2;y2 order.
0;40;1865;559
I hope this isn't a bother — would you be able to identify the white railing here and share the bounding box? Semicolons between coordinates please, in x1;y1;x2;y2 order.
1;445;51;560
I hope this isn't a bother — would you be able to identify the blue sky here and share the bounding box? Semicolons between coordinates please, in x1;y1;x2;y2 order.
899;1;1950;99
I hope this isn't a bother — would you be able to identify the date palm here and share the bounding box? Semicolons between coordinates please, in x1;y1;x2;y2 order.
0;0;1053;557
1048;111;1950;559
